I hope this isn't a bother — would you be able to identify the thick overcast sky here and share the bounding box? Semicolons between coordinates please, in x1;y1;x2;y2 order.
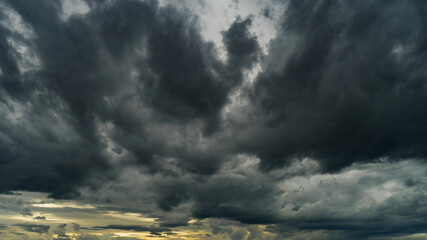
1;0;427;239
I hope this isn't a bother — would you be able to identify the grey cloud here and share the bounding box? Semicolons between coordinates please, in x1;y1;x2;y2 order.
13;223;50;234
0;0;258;198
2;0;427;238
0;193;32;216
71;223;80;231
248;0;427;171
207;218;265;240
53;223;68;236
74;234;102;240
261;7;272;20
208;218;234;235
246;225;263;240
266;228;360;240
33;215;46;220
157;213;190;227
84;158;427;237
223;16;260;66
231;228;248;240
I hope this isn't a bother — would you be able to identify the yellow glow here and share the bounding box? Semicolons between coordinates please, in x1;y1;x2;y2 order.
114;232;152;237
8;214;34;221
102;211;157;223
31;202;96;209
0;192;271;240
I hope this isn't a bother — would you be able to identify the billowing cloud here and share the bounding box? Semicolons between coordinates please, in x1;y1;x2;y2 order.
249;0;427;171
1;0;427;239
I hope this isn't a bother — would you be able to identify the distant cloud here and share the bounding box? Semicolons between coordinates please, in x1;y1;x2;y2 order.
13;223;50;233
91;224;171;236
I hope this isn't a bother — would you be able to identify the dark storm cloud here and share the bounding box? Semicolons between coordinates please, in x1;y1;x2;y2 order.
248;0;427;171
0;0;113;197
34;215;46;220
222;16;260;66
2;0;427;238
190;172;282;224
0;0;257;197
0;30;21;97
13;223;50;233
142;11;259;136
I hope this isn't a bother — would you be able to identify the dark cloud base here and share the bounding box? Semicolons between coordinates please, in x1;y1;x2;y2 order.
0;0;259;196
251;0;427;172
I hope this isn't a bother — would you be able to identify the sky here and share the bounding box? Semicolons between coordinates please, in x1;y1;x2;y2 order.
1;0;427;239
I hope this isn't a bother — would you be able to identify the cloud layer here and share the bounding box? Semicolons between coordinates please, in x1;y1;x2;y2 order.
1;0;427;238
